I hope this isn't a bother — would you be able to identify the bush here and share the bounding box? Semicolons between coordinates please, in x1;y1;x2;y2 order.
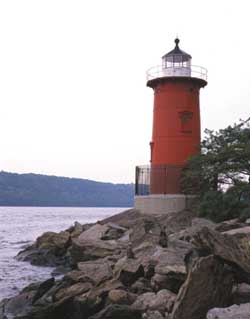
198;189;248;223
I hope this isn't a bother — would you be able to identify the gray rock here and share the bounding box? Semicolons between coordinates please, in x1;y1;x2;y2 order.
17;231;71;267
192;227;250;276
131;278;153;294
114;256;145;286
77;259;113;285
171;255;233;319
89;304;142;319
70;224;123;264
101;223;127;240
4;290;36;318
54;282;92;301
207;303;250;319
132;289;176;314
143;310;164;319
108;289;137;305
232;283;250;304
215;219;246;232
222;226;250;237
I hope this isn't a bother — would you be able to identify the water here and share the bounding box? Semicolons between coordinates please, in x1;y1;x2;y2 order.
0;206;128;301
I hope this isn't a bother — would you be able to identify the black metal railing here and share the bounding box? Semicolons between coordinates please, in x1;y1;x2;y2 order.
135;164;185;196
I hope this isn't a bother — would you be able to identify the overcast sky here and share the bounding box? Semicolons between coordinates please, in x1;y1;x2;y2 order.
0;0;249;183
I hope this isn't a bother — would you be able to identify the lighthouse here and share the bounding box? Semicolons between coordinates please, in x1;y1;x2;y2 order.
135;38;207;214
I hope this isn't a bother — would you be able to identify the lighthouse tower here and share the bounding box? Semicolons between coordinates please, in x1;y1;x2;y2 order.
135;38;207;214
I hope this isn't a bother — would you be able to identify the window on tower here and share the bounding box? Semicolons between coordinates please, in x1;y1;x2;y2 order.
179;111;193;133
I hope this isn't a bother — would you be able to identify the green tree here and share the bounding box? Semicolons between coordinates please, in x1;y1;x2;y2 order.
181;118;250;222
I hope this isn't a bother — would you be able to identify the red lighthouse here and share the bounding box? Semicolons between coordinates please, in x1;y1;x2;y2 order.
135;38;207;214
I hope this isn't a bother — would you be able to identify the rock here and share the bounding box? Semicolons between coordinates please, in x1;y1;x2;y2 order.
192;227;250;276
222;226;250;237
232;283;250;304
101;223;127;240
132;289;176;314
68;222;84;238
85;279;125;311
70;224;123;264
157;210;195;234
36;231;71;253
4;290;36;318
54;282;92;301
63;270;94;285
77;259;113;285
192;218;216;229
215;219;246;232
108;289;137;305
114;256;145;286
100;209;142;229
153;248;187;293
32;278;55;303
171;255;233;319
89;304;142;319
207;303;250;319
131;278;153;294
168;217;216;244
17;231;71;267
129;216;161;248
143;310;164;319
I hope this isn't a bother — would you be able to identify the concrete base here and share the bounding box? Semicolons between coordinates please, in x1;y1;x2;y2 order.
134;194;196;215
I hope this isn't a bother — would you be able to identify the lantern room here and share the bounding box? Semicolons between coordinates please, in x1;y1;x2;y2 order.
162;38;191;77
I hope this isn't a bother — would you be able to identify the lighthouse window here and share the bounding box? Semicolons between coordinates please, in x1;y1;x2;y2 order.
179;111;193;133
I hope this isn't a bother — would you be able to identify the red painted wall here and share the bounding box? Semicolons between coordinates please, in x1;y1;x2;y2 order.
148;77;206;194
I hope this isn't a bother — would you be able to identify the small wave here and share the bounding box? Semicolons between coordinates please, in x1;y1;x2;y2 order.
11;240;32;245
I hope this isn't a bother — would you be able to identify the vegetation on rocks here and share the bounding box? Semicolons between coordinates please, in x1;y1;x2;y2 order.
182;118;250;222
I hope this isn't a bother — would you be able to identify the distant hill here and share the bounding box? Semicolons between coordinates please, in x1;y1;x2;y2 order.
0;171;134;207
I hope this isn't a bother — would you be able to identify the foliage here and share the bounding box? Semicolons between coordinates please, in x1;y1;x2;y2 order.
181;118;250;222
0;171;134;207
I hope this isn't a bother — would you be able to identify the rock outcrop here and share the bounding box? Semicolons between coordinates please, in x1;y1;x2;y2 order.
207;303;250;319
3;209;250;319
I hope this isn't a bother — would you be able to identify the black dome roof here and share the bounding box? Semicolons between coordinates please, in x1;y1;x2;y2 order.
162;38;192;62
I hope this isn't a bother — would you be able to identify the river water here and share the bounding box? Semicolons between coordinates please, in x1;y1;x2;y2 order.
0;206;128;301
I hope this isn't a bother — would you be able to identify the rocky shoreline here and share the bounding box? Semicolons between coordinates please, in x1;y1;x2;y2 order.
1;208;250;319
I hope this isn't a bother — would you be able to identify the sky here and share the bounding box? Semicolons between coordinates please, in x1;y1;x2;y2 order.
0;0;250;183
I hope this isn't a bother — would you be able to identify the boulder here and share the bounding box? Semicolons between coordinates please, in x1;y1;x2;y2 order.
36;231;71;253
192;227;250;275
222;226;250;237
153;248;187;293
129;216;161;248
108;289;137;305
215;219;246;232
101;223;127;240
207;303;250;319
232;283;250;304
114;257;145;286
171;255;233;319
100;209;142;229
70;224;123;264
4;290;36;318
143;310;164;319
54;282;92;301
77;260;113;285
67;222;84;238
17;231;71;267
131;278;153;294
89;304;142;319
32;278;55;303
85;279;125;311
63;270;94;285
132;289;176;314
